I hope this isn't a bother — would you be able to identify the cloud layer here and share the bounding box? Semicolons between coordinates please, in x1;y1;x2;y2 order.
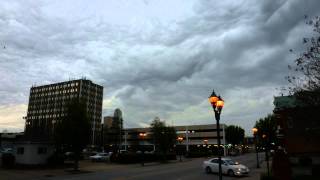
1;0;319;135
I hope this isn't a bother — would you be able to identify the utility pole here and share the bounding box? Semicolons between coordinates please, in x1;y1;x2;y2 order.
185;126;189;154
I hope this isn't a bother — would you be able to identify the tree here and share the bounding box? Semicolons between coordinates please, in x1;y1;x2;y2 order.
55;99;90;171
254;114;277;147
287;15;320;105
150;117;177;161
225;125;245;146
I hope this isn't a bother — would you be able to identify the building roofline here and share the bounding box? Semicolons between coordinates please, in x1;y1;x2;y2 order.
31;79;103;89
123;123;227;131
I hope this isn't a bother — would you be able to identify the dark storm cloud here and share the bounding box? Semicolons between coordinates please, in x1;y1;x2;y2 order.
1;0;320;133
99;0;320;131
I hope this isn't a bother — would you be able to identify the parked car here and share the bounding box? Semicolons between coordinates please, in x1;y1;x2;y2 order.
64;152;84;160
89;152;112;162
119;150;127;154
202;158;249;176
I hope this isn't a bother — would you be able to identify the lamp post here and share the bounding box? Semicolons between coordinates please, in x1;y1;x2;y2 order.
124;130;128;151
252;128;260;168
262;134;270;177
139;132;147;166
177;137;183;162
185;127;189;154
209;90;224;180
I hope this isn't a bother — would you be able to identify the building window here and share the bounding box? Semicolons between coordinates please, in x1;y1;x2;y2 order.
38;147;47;154
17;147;24;154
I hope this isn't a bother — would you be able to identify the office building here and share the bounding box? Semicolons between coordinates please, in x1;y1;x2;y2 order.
123;124;226;146
24;79;103;145
103;116;114;129
103;123;226;155
102;109;123;150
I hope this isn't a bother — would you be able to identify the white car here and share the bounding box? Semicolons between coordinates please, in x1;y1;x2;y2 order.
89;152;112;162
203;158;249;176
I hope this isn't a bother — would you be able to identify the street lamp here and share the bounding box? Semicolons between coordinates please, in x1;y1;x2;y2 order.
177;137;183;162
262;134;270;177
252;128;260;168
139;132;147;166
124;130;128;151
209;89;224;180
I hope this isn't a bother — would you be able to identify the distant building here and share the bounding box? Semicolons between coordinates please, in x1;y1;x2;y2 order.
103;116;113;129
114;108;123;135
24;79;103;145
105;124;227;155
0;132;24;149
102;109;123;151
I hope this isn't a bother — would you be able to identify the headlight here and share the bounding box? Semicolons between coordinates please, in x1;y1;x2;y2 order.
237;168;241;171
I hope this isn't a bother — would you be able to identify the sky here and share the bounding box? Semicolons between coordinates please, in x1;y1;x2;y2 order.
0;0;319;135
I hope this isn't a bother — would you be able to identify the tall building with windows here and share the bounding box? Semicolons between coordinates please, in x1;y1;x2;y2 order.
102;109;124;150
24;79;103;145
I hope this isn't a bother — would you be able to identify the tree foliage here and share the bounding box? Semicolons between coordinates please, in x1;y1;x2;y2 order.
150;117;177;157
225;125;245;145
287;15;320;105
254;114;277;146
55;99;90;170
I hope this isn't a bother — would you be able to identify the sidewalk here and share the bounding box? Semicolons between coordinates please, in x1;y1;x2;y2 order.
242;160;271;180
0;160;108;180
0;158;193;180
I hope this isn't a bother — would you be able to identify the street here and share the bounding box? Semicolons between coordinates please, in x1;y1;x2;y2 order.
0;152;266;180
43;152;265;180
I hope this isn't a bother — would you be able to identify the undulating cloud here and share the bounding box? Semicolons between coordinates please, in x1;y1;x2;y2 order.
0;0;319;135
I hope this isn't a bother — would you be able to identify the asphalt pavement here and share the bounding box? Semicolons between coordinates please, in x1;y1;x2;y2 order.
1;152;267;180
46;152;266;180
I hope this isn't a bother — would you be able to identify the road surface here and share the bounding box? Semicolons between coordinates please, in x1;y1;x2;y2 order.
43;152;265;180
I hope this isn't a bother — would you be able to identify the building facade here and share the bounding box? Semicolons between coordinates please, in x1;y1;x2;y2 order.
273;95;320;178
13;141;55;165
103;124;226;154
102;109;123;150
122;124;226;145
24;79;103;145
103;116;113;129
0;132;24;149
